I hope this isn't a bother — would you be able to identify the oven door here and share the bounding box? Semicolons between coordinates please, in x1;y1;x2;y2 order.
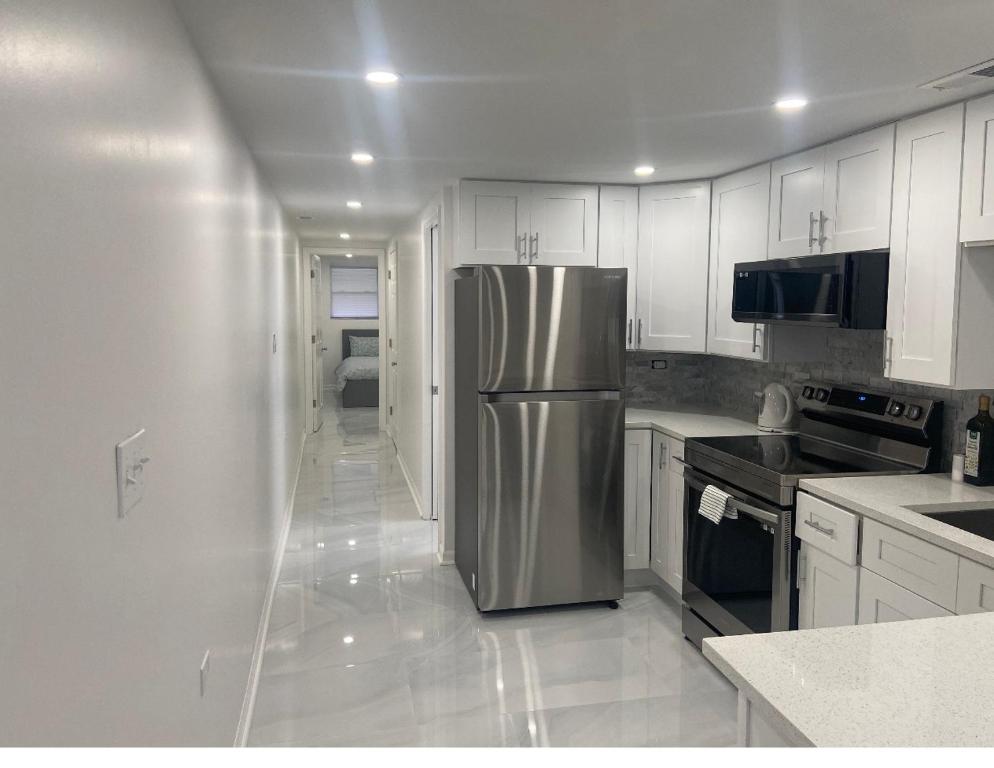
682;467;795;638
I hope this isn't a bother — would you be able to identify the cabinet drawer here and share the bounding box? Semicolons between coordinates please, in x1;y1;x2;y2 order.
857;567;952;624
860;519;959;611
956;558;994;615
796;492;859;565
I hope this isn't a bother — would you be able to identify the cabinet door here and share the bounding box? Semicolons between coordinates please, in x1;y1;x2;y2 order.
707;164;770;359
956;557;994;615
623;429;652;570
598;186;639;348
857;567;952;624
961;92;994;243
886;104;964;386
821;124;895;253
458;181;530;265
635;181;711;352
649;431;669;581
529;184;598;266
797;543;858;630
768;147;825;258
664;453;685;593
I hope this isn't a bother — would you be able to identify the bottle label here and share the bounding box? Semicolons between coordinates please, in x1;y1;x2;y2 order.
966;430;981;477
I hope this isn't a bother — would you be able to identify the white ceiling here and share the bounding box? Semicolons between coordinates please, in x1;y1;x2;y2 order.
174;0;994;242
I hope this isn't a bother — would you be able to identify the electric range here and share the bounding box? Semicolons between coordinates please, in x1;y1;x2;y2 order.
681;382;943;648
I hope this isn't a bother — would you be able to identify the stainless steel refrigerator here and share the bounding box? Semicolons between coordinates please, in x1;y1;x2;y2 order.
454;265;626;611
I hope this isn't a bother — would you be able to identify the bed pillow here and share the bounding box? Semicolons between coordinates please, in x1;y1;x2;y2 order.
349;335;379;357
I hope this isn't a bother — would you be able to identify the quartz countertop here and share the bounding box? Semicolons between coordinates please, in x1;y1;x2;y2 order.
703;612;994;747
799;474;994;569
625;408;765;441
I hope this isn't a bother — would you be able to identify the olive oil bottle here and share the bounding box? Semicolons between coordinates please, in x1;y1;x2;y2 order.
964;394;994;486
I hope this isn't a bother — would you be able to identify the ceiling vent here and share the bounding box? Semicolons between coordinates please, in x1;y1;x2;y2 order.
920;58;994;91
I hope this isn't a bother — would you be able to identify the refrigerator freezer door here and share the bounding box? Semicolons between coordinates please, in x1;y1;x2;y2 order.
477;396;624;610
479;266;626;392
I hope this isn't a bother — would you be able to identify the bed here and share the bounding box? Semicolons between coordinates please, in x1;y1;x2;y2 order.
335;329;380;408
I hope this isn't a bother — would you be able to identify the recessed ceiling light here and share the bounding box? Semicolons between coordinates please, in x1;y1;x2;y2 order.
634;165;655;177
345;253;354;259
343;635;354;644
774;96;808;113
366;70;399;85
339;232;351;240
346;200;362;209
351;152;374;165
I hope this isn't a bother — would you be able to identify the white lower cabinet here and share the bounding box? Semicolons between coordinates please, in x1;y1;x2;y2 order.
956;557;994;614
623;429;652;570
798;543;859;630
649;434;684;593
857;567;952;625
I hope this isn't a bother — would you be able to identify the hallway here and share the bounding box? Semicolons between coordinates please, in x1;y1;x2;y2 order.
248;402;738;747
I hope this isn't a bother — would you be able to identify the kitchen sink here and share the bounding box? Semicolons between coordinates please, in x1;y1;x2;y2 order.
916;507;994;542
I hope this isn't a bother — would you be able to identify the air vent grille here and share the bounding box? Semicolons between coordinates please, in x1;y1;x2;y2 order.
921;58;994;91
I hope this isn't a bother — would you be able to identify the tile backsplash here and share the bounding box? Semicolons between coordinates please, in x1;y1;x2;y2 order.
626;328;991;471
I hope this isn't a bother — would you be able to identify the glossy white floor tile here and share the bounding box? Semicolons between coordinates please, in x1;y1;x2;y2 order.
248;401;737;747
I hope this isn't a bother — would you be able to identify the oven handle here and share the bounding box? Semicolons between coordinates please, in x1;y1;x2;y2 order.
684;468;781;527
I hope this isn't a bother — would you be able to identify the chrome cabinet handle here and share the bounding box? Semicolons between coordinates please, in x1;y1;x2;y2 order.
529;233;538;262
751;324;762;353
627;319;633;346
818;209;829;247
637;318;643;347
804;518;836;538
516;234;527;263
884;336;893;376
808;211;817;248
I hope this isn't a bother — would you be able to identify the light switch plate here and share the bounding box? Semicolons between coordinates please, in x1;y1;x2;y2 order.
116;428;147;518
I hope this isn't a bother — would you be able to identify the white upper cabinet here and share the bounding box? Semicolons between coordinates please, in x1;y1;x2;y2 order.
821;125;895;253
529;184;599;266
456;181;598;267
768;125;894;258
598;186;639;348
458;181;530;265
768;147;825;258
961;92;994;243
886;105;964;387
707;164;771;359
636;181;711;352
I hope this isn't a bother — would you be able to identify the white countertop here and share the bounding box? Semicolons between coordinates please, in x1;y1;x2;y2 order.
703;612;994;747
625;408;764;441
799;474;994;569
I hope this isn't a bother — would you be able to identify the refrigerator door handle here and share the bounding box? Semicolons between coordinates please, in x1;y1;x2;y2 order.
480;390;621;404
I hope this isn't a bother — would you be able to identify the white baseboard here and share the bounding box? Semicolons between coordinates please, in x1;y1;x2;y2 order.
436;548;455;566
393;439;425;520
233;428;306;747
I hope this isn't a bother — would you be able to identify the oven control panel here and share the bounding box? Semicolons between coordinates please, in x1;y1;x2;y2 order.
799;382;938;427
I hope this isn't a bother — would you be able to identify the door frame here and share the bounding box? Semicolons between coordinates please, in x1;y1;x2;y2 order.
301;245;387;431
422;208;441;522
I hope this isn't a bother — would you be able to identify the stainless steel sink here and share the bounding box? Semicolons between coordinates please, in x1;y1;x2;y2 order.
914;506;994;541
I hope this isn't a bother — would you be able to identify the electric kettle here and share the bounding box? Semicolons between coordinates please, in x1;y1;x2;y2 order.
757;383;796;432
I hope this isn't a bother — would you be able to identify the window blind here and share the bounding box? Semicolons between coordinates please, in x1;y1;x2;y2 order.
331;266;378;318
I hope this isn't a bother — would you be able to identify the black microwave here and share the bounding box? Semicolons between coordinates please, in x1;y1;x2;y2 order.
731;251;889;329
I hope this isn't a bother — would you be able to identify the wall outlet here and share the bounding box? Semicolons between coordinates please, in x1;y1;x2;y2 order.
199;649;211;697
651;359;668;370
115;429;148;518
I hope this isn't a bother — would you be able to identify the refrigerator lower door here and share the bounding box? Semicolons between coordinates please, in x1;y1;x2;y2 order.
477;395;624;611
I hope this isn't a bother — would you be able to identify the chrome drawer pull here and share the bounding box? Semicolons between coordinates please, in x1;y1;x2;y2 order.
804;518;836;538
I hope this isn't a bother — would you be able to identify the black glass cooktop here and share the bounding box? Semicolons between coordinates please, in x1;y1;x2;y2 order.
689;433;913;479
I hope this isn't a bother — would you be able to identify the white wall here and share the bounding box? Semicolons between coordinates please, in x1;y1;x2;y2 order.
320;255;379;388
0;0;304;746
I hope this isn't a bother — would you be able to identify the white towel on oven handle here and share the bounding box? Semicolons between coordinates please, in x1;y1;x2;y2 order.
698;484;738;524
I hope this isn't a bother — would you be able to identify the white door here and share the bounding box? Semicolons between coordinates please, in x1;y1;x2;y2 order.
768;147;825;258
623;429;652;570
960;92;994;243
707;164;770;360
310;254;324;432
664;446;685;593
386;245;399;430
529;184;598;266
597;185;639;348
798;543;859;630
857;568;952;624
649;431;669;581
886;104;964;386
636;181;711;352
821;124;895;253
457;181;530;265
